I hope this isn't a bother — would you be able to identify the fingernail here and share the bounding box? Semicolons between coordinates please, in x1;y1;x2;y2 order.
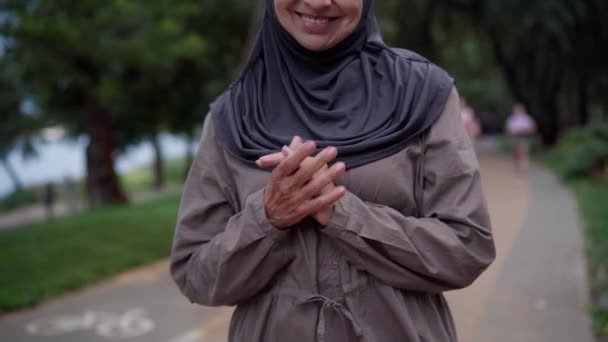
324;146;337;159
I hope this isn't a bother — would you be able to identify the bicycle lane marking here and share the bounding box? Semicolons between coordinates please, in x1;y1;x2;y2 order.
24;307;156;339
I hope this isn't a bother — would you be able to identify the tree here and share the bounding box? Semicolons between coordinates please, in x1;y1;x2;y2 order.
0;0;253;203
438;0;608;144
0;60;38;192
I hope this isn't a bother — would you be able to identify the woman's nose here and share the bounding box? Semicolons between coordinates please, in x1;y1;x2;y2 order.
302;0;332;11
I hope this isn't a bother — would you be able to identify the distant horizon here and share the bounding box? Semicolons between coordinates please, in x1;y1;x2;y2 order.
0;133;194;199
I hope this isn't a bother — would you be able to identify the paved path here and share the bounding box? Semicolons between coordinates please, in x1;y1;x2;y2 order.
0;140;595;341
0;262;230;342
446;144;594;342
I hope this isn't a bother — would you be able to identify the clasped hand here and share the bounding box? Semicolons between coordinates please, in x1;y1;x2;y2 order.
257;137;346;229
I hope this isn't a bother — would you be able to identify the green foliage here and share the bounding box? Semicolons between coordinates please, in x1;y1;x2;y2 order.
1;0;253;204
120;157;187;193
574;180;608;286
577;180;608;338
0;193;180;312
377;0;518;132
550;124;608;179
0;189;40;213
592;307;608;337
0;60;39;158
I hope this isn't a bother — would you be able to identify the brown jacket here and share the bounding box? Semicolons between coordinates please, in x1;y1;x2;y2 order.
170;87;495;342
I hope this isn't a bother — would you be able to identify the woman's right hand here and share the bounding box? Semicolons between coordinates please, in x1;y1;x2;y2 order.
264;141;346;229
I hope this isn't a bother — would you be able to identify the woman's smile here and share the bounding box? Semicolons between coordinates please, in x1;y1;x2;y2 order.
294;12;339;35
275;0;363;51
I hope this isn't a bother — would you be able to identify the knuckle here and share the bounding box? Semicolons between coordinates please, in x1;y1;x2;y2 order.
278;181;292;194
320;173;332;184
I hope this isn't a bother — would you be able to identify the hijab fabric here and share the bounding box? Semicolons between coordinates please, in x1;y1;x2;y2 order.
211;0;454;169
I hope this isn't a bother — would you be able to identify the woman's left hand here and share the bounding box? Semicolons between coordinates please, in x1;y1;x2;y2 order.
257;137;340;226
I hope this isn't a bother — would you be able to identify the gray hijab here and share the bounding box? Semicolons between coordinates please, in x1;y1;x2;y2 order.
211;0;453;169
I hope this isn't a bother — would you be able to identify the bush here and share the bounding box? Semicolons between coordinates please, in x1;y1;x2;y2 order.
0;189;40;212
554;123;608;179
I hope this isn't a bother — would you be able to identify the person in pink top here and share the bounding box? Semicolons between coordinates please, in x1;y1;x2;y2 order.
506;102;536;172
460;96;481;141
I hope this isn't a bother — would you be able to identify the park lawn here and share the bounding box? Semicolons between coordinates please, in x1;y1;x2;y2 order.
121;157;188;193
539;151;608;336
0;193;181;313
573;179;608;336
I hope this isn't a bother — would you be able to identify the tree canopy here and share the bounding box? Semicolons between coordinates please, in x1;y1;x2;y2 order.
1;0;253;205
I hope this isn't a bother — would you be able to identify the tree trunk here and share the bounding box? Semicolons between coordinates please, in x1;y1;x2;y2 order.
85;97;127;207
578;76;589;125
151;133;165;190
531;96;560;146
1;157;23;192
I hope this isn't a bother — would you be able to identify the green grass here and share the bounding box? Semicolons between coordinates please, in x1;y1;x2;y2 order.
575;180;608;337
0;193;180;313
0;188;40;213
538;150;608;337
121;157;187;193
1;156;188;210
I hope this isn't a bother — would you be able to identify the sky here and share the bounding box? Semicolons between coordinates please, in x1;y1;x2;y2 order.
0;134;194;197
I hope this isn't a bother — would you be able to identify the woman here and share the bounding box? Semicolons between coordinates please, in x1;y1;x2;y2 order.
506;102;536;172
170;0;496;341
460;96;481;140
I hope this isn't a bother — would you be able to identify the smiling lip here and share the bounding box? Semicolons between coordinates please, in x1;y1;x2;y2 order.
295;12;338;34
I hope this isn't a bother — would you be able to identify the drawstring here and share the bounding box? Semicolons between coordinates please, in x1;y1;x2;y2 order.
297;294;363;342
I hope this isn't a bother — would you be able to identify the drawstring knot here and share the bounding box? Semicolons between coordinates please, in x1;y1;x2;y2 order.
297;294;363;342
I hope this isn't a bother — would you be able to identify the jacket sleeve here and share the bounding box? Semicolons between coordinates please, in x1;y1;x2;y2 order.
321;87;496;293
170;116;294;306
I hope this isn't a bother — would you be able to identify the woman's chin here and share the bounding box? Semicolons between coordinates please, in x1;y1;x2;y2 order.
294;36;337;51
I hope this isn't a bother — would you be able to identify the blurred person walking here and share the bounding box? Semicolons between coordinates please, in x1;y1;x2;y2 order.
460;96;482;140
506;102;536;172
63;175;78;214
43;182;56;219
170;1;495;341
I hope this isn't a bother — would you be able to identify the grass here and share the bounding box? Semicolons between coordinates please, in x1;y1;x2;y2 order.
538;150;608;337
0;188;40;213
0;192;181;313
0;156;188;211
121;157;187;193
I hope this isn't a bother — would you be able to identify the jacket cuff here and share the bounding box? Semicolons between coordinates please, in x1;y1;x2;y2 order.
321;190;355;238
248;187;291;242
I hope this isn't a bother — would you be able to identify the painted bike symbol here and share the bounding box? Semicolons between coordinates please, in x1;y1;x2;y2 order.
25;308;155;339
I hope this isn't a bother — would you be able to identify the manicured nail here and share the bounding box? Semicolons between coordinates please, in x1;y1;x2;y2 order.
328;146;337;156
